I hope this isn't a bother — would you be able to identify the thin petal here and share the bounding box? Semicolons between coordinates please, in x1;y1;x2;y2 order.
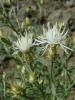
60;44;68;54
62;29;69;38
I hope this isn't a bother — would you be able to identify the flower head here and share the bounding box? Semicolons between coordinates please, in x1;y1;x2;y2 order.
11;81;24;96
14;31;33;53
35;23;73;54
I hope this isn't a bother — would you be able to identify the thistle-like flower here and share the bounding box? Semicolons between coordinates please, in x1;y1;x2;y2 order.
35;23;73;54
14;32;33;53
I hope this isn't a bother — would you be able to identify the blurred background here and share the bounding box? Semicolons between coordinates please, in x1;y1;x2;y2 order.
0;0;75;31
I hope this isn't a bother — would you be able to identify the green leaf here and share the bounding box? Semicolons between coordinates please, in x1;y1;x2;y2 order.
51;83;56;97
1;37;12;45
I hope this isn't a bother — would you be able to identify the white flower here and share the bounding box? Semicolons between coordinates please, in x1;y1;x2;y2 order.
13;32;33;53
35;23;73;54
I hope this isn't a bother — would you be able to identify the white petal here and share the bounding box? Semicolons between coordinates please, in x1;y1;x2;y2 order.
60;44;68;54
61;44;73;51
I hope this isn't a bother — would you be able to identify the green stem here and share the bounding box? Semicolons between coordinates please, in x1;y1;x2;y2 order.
47;61;56;100
34;82;46;100
3;80;6;99
2;72;6;99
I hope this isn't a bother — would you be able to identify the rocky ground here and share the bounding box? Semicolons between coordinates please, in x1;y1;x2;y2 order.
16;0;75;30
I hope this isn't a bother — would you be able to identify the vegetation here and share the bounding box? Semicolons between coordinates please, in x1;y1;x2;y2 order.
0;0;75;100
